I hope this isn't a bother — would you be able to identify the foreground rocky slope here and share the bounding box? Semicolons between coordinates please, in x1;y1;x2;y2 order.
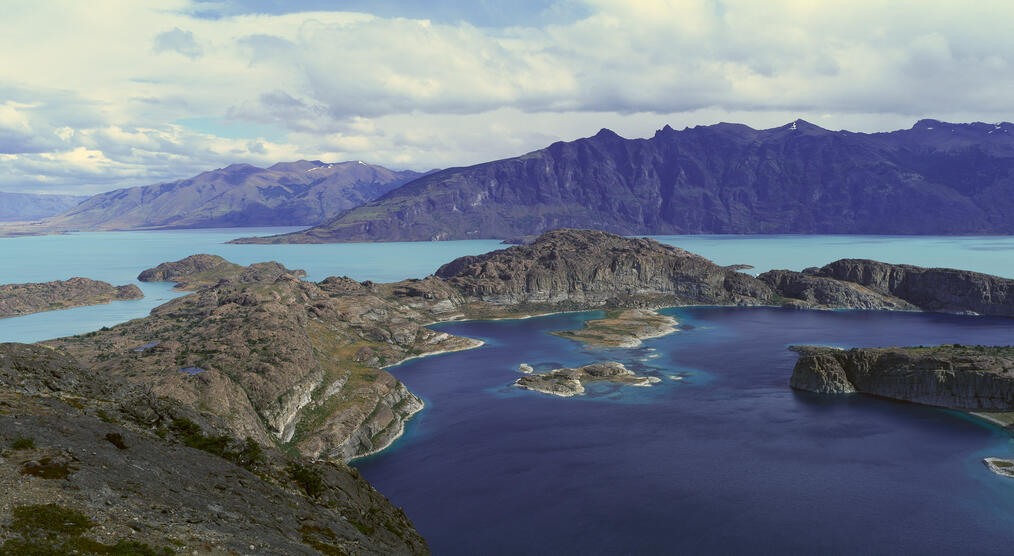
790;345;1014;410
0;343;427;554
761;259;1014;316
0;278;142;318
234;119;1014;243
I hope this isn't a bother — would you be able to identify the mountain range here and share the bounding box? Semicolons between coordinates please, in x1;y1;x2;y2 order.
0;192;87;222
15;160;423;232
234;119;1014;243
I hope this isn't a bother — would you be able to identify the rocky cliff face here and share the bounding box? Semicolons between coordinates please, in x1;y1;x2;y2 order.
790;345;1014;410
0;343;428;554
436;229;774;309
235;119;1014;243
0;278;142;318
761;259;1014;316
9;160;425;234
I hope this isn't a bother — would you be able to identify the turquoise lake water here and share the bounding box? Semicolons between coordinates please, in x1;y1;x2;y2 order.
4;230;1014;343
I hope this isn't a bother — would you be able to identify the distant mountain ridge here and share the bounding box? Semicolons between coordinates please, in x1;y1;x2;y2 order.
0;191;87;222
234;119;1014;243
23;160;425;232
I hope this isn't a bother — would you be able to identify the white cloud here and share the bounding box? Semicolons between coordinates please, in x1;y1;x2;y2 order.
0;0;1013;193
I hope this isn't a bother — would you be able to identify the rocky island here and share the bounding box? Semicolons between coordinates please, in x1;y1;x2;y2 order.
790;344;1014;478
514;361;661;397
551;309;678;348
0;278;142;318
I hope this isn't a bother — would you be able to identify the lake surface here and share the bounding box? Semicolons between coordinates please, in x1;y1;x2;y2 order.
358;308;1014;555
4;230;1014;343
4;229;1014;553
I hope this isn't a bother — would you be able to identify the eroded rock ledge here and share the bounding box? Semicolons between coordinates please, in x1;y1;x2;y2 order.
514;361;660;397
0;278;142;318
789;345;1014;409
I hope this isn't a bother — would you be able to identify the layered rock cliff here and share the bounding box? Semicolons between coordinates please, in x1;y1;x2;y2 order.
761;259;1014;316
233;119;1014;243
790;345;1014;410
0;278;142;318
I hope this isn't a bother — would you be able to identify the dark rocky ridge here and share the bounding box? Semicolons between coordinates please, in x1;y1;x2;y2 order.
760;259;1014;316
435;229;774;309
0;278;143;318
790;345;1014;411
234;119;1014;243
0;343;427;554
4;160;425;234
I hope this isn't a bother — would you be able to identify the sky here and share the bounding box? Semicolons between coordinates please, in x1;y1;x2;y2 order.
2;0;1013;194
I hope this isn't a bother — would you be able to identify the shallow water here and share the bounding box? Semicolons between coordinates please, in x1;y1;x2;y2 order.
356;308;1014;555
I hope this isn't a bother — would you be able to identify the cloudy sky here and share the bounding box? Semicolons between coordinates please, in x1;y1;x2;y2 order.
2;0;1012;194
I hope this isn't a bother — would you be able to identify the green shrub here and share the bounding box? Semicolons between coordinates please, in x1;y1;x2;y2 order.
105;433;128;450
10;436;35;450
286;462;325;498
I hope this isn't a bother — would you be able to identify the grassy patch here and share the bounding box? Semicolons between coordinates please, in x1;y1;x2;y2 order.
1;503;174;556
168;418;262;469
10;436;35;450
299;525;347;556
20;457;76;480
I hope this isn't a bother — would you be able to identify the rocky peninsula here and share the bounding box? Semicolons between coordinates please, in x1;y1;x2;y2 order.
551;309;678;348
514;361;660;397
0;278;142;318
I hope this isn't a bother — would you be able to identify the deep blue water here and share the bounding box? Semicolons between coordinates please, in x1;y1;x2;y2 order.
357;308;1014;555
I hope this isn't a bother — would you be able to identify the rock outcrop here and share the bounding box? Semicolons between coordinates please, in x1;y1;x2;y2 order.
0;278;142;318
0;343;427;554
761;259;1014;316
551;309;678;348
436;229;775;310
789;345;1014;410
514;361;661;397
51;257;476;464
232;119;1014;243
